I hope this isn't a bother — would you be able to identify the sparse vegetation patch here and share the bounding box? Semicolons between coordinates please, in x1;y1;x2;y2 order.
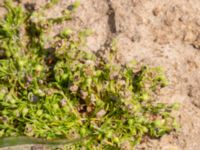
0;1;179;149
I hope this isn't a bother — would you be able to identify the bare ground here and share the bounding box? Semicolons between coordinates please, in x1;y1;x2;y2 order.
1;0;200;150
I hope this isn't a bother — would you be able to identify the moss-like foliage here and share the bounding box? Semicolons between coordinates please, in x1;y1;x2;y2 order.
0;1;179;149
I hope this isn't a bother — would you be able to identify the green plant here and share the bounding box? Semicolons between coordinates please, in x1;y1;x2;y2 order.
0;1;179;149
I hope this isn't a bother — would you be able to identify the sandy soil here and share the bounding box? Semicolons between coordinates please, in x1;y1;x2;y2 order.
1;0;200;150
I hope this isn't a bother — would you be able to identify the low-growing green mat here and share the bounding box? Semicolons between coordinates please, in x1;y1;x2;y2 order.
0;0;179;149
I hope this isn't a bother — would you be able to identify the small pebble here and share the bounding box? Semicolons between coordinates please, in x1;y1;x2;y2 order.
80;90;88;99
161;145;181;150
120;141;131;150
69;84;79;93
153;7;161;16
96;109;106;118
183;31;195;42
60;99;67;107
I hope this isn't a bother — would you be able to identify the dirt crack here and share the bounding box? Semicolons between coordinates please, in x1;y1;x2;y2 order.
106;0;117;34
